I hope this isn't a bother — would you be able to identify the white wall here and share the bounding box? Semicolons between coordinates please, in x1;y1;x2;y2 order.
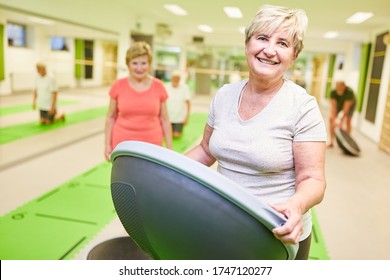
2;23;43;93
0;10;119;95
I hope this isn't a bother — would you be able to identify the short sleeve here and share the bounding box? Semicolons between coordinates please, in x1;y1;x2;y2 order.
109;79;120;100
50;76;58;92
207;93;218;127
155;79;168;102
294;97;327;142
345;88;355;100
184;84;191;100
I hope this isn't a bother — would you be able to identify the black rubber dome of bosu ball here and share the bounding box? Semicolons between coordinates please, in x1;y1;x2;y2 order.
110;141;298;260
335;127;361;156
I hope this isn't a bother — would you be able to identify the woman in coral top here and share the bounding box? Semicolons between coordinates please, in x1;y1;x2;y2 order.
104;41;172;160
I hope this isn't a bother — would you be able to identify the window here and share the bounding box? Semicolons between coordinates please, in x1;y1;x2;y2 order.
7;22;27;47
84;40;94;79
50;36;69;51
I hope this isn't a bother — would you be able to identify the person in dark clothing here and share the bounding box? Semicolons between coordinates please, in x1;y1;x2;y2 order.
328;81;356;148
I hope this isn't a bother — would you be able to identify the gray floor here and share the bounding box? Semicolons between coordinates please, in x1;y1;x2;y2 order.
1;86;390;260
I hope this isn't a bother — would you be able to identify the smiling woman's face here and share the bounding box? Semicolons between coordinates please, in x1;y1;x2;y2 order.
128;55;150;80
245;29;296;80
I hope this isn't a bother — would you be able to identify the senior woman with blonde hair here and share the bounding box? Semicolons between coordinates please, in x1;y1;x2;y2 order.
104;41;172;160
186;5;327;259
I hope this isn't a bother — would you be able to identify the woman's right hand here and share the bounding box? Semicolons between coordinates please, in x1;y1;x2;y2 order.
105;146;112;161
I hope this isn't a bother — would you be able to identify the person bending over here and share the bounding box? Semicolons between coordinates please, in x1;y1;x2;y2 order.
328;81;356;148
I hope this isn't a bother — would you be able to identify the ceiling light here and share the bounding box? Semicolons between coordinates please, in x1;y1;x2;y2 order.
238;27;245;34
198;24;213;33
28;16;54;25
164;4;188;16
223;6;243;18
323;31;339;39
346;12;373;24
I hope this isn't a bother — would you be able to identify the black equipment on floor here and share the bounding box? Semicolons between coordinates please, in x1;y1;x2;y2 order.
335;127;361;156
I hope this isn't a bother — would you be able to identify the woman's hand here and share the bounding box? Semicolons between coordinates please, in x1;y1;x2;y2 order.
105;146;112;161
270;201;303;245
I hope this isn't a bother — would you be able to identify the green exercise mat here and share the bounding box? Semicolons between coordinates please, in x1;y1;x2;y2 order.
309;209;330;260
0;163;114;260
0;99;78;116
171;113;207;151
0;106;107;145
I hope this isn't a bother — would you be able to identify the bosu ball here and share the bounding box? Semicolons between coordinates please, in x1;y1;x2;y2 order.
109;141;298;260
335;127;361;156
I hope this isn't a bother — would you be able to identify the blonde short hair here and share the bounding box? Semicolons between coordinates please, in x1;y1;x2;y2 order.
171;70;181;77
36;62;46;69
245;5;308;56
125;41;153;65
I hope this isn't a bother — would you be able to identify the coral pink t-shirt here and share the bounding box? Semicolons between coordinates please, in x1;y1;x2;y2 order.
109;77;168;149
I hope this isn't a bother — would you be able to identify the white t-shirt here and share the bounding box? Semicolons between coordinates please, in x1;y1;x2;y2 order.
35;74;58;110
207;78;327;241
166;83;191;123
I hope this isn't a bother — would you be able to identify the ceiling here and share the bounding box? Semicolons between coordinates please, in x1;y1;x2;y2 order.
1;0;390;52
122;0;390;39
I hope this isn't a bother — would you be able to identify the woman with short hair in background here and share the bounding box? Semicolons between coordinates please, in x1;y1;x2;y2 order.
104;41;172;161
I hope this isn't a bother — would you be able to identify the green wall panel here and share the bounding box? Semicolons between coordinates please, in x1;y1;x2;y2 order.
325;54;336;99
0;24;5;81
74;39;84;79
356;43;371;113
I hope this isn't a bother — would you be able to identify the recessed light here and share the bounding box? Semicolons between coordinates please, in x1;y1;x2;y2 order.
198;24;213;33
346;12;373;24
164;4;188;16
223;6;243;19
323;31;339;39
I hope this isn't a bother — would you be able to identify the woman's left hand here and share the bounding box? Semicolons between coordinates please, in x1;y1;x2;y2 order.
270;201;303;245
